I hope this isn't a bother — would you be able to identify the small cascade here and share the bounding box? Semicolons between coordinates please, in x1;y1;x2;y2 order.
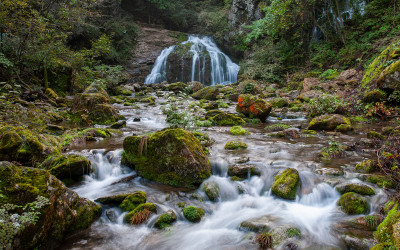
144;35;240;85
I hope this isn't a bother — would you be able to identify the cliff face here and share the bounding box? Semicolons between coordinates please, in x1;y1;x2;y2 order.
229;0;264;30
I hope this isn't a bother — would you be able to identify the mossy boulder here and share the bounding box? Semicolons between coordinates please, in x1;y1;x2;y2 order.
335;183;375;195
362;43;400;88
307;114;351;131
355;160;377;173
337;192;369;215
364;89;387;103
236;94;272;122
183;206;205;222
40;154;91;181
110;120;126;129
224;141;248;150
154;210;177;229
230;126;250;135
122;128;211;189
377;59;400;91
205;109;225;119
335;124;353;133
124;203;157;224
210;113;246;126
374;202;400;248
120;191;147;211
0;126;60;166
271;97;288;108
227;164;260;179
0;162;101;249
71;84;119;125
204;181;219;201
367;131;385;140
271;168;300;200
192;86;220;100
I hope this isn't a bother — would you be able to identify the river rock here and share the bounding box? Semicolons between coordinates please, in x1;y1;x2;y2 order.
271;168;300;200
192;86;220;100
106;209;118;223
122;128;211;189
307;114;351;131
183;206;205;223
239;215;278;232
110;120;127;129
227;164;260;178
210;112;246;126
124;203;157;224
236;94;272;122
95;193;131;205
355;160;377;173
315;166;344;176
268;225;302;248
224;141;248;150
283;128;300;139
0;162;101;249
154;210;177;229
72;84;119;125
337;192;369;215
335;183;375;195
40;154;91;181
120;191;147;211
204;181;219;201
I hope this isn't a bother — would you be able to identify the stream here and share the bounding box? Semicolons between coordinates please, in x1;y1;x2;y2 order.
61;94;389;250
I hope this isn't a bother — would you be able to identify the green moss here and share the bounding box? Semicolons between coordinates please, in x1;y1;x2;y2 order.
224;141;248;150
367;131;386;140
337;192;369;215
374;202;400;247
177;202;186;208
192;86;220;100
364;89;387;103
40;154;91;181
124;203;157;223
302;130;317;135
335;183;375;195
230;126;250;135
45;88;59;100
286;228;301;238
271;98;288;108
183;206;205;223
356;160;377;173
210;113;246;126
122;129;211;189
120;191;147;211
366;175;394;188
271;168;300;200
204;181;219;201
94;194;131;205
335;124;353;133
155;210;177;229
265;124;291;132
307;114;351;131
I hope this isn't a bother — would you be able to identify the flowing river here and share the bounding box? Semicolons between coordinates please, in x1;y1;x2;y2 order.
61;93;389;250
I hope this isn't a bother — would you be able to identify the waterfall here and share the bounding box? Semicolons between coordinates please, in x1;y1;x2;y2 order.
144;35;240;85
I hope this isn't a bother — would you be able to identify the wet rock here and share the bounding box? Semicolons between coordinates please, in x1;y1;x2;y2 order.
335;124;353;133
168;82;187;93
233;157;250;164
224;141;248;150
210;112;246;126
110;120;127;129
361;174;394;188
283;128;300;139
95;194;132;205
124;203;157;224
337;192;369;215
333;217;377;249
230;125;250;135
367;131;385;140
315;167;344;176
0;162;102;249
154;210;177;229
236;94;272;122
204;181;219;201
192;86;220;100
204;101;218;110
269;225;302;248
307;114;351;131
122;128;211;189
271;168;300;200
40;154;91;181
133;117;141;122
106;209;118;223
239;215;278;232
183;206;205;223
188;81;204;93
120;191;147;211
227;164;260;178
335;183;375;195
355;160;377;173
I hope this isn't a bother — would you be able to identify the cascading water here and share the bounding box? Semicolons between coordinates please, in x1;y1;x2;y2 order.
144;35;240;85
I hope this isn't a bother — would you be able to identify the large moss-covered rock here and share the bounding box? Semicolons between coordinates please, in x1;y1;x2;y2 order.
122;128;211;189
337;192;369;215
236;94;272;122
40;154;91;181
271;168;300;200
307;114;351;131
335;183;375;195
154;210;177;229
204;181;219;201
374;202;400;248
0;126;60;166
362;43;400;88
0;162;101;249
71;84;119;125
120;191;147;211
192;86;220;100
377;60;400;91
183;206;205;222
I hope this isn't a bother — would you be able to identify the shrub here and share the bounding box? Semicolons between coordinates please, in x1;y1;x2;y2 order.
254;232;272;249
307;94;348;117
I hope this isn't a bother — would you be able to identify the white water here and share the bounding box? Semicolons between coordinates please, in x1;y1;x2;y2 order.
145;35;240;85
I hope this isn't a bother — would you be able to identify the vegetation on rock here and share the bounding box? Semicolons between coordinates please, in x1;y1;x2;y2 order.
271;168;300;200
